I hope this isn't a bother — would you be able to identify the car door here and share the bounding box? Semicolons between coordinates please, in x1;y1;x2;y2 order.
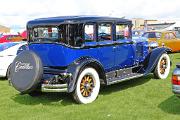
169;32;180;52
161;32;178;52
11;35;23;42
97;23;115;72
114;24;136;69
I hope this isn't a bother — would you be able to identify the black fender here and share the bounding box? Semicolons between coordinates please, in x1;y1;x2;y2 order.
67;57;106;93
143;47;171;75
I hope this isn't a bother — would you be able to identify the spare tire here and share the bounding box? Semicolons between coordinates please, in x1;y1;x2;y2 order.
10;50;43;94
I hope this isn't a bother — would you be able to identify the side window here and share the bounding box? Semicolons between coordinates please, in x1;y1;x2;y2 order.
165;33;170;39
68;24;84;47
84;24;95;42
33;27;58;39
116;24;129;40
169;33;176;39
98;23;112;41
6;36;12;40
155;32;162;39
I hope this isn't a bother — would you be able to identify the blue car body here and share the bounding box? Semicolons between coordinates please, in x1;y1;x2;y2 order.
27;16;148;72
10;16;171;94
28;40;148;72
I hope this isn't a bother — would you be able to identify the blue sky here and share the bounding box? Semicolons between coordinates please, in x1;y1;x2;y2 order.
0;0;180;32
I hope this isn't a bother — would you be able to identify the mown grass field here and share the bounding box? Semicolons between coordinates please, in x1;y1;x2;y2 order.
0;53;180;120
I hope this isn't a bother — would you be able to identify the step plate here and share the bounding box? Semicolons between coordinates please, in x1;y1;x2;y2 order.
107;73;144;85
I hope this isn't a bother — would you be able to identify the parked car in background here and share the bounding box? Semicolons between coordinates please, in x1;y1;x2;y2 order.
172;63;180;97
132;30;144;37
20;30;27;40
0;42;27;78
10;16;171;104
132;33;158;51
0;33;3;38
0;35;24;43
142;31;180;52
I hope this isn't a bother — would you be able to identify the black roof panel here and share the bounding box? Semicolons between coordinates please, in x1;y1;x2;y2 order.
27;15;132;27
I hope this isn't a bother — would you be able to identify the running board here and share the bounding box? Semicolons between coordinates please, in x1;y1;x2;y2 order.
107;73;144;85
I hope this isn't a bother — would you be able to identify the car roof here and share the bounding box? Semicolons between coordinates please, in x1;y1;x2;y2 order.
27;15;132;28
145;31;174;34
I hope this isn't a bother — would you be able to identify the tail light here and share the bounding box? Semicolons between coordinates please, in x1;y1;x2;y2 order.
172;75;180;85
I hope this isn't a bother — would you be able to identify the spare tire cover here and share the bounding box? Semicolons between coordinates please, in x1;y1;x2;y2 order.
10;50;43;94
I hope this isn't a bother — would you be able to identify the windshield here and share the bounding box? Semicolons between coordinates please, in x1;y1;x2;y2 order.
0;42;18;52
142;32;161;39
31;27;59;42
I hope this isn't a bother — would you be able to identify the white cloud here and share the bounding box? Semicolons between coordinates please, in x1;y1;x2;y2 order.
0;0;180;32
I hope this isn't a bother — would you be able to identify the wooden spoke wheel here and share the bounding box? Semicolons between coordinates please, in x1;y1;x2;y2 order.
154;53;170;79
73;68;100;104
80;75;95;97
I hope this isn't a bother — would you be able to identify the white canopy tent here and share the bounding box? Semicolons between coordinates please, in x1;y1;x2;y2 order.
164;21;180;30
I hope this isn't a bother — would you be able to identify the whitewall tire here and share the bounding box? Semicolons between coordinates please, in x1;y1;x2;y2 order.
73;67;100;104
154;53;170;79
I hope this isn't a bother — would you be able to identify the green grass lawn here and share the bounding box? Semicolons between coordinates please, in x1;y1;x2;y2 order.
1;53;180;120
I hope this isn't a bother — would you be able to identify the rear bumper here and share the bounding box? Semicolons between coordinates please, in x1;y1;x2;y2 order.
41;84;68;92
172;85;180;96
41;67;72;93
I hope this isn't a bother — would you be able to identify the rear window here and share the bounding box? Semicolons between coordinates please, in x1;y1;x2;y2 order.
0;42;18;52
31;27;59;43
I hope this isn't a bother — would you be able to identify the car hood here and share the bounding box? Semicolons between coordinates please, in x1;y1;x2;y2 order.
148;38;157;42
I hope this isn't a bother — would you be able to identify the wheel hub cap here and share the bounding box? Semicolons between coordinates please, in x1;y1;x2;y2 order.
80;75;95;97
160;58;167;74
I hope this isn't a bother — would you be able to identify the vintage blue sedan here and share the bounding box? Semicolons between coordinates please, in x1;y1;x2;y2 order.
10;16;171;104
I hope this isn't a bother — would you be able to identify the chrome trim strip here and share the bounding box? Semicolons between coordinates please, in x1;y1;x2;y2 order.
108;73;144;85
41;84;68;92
42;88;67;92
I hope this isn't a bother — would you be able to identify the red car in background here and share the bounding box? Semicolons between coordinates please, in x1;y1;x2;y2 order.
0;35;24;43
20;30;27;39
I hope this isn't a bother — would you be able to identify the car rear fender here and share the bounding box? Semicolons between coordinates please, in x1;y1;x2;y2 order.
143;47;171;75
67;57;106;93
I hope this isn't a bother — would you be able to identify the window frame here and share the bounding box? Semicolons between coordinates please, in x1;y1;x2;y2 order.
28;21;133;48
84;23;97;42
115;23;131;40
97;22;113;42
164;33;170;40
29;26;60;43
169;32;176;39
